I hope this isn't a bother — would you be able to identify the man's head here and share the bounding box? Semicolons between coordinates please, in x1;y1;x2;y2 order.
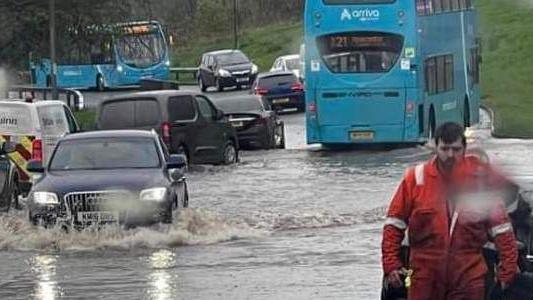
434;122;466;173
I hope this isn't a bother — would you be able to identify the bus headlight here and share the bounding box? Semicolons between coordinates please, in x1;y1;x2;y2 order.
116;65;124;73
33;192;59;205
218;69;232;77
165;60;171;67
140;187;167;202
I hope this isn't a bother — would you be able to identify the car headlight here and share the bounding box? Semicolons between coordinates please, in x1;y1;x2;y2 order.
140;187;167;202
218;69;232;77
251;64;258;74
33;192;59;205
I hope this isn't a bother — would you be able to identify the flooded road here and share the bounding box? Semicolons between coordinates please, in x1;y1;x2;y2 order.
0;101;531;299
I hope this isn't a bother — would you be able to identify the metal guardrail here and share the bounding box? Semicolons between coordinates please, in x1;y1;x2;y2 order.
5;86;84;111
169;67;198;85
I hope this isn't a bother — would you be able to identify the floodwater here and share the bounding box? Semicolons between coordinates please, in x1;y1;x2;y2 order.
0;109;531;299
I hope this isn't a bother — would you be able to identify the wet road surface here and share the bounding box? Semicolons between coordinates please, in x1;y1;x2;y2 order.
1;88;531;299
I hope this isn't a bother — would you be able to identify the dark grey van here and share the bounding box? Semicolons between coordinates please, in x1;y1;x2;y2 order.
96;90;239;165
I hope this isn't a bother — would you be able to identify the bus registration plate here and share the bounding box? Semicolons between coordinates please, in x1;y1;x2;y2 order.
350;131;374;140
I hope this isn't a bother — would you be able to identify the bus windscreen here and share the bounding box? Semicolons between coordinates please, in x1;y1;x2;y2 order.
322;0;395;4
317;32;403;73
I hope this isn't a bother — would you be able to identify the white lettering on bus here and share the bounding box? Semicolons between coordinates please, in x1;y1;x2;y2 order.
341;8;380;22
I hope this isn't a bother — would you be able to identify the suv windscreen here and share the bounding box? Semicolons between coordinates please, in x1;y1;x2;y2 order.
168;96;196;122
50;138;160;171
215;52;249;66
317;32;404;73
258;74;298;88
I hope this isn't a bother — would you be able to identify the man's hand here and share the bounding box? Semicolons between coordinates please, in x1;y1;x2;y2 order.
386;268;406;288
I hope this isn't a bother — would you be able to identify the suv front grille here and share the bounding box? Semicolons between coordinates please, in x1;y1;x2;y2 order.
64;191;133;222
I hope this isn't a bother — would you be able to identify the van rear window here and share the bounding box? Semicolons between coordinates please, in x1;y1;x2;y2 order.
37;106;69;135
0;105;33;135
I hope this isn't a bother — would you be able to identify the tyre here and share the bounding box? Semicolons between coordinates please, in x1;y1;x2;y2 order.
162;202;173;224
96;74;105;92
275;123;286;149
216;78;223;92
199;77;207;92
222;141;237;165
182;183;189;208
428;108;436;142
236;85;242;90
464;100;471;128
176;144;189;166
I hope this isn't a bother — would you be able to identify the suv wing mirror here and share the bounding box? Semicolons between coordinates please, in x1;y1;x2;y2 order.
167;154;187;170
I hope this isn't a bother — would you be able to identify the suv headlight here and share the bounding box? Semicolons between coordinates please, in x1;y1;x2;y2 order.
218;69;232;77
33;192;59;205
140;187;167;202
251;64;258;74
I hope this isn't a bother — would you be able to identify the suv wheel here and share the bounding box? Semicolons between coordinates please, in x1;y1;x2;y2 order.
216;78;223;92
223;141;237;165
275;123;285;149
96;74;105;92
199;77;207;92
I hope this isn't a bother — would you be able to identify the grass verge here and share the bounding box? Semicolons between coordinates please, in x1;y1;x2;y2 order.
478;0;533;138
74;110;96;131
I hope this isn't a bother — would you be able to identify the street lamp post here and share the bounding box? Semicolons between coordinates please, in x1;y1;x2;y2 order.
49;0;58;98
233;0;238;49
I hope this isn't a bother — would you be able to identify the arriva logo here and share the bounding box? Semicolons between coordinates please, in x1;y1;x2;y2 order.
340;8;380;22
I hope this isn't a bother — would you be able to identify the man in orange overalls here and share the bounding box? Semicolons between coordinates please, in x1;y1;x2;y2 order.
382;122;518;299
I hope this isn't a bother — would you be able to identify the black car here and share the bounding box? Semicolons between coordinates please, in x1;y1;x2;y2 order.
216;95;285;149
252;71;305;112
0;141;18;212
26;130;188;228
198;49;258;92
96;90;239;165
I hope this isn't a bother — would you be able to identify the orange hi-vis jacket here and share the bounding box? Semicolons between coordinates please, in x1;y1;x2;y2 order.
382;156;518;300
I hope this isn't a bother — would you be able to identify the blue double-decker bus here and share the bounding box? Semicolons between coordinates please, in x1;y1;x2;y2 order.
31;21;170;91
304;0;481;145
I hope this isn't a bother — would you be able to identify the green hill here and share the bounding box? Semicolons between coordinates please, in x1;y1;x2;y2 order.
477;0;533;138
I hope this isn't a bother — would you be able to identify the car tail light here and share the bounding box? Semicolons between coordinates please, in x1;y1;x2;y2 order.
291;82;304;92
161;122;171;146
32;139;43;161
254;87;269;95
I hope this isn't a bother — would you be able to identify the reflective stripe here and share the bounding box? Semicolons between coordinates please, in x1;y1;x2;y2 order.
385;217;407;230
490;223;513;238
415;164;424;186
449;210;459;238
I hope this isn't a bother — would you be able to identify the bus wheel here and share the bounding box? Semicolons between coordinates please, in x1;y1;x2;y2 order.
464;100;471;128
428;108;436;142
96;75;105;92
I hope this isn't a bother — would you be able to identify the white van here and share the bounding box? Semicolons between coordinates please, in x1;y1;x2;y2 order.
0;100;79;194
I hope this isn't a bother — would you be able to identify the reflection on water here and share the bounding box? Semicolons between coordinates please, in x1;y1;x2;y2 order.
31;255;61;300
147;250;177;300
